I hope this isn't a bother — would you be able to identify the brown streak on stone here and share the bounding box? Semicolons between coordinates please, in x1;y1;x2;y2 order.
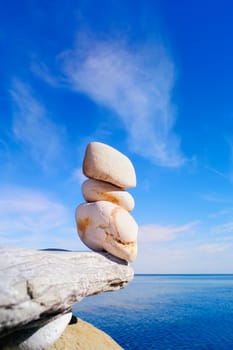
77;217;91;235
99;192;121;205
105;232;135;247
97;224;108;230
110;207;122;238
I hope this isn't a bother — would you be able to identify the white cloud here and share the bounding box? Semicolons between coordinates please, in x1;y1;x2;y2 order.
0;186;83;250
208;208;233;219
139;221;198;242
134;239;233;274
211;221;233;235
205;165;229;180
60;36;186;167
200;192;232;203
10;80;64;171
197;243;230;253
31;61;60;87
134;219;233;272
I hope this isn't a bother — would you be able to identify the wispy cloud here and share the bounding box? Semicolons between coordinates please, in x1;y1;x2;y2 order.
31;61;60;87
208;208;233;219
200;192;233;203
205;140;233;184
139;221;198;242
10;80;65;171
211;221;233;235
134;239;233;273
59;35;186;167
205;165;229;180
197;243;230;253
0;186;82;250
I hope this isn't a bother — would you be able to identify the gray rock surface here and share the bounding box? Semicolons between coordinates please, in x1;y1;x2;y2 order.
0;247;134;340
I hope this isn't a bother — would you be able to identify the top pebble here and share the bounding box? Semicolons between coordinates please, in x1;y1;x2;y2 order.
82;142;136;188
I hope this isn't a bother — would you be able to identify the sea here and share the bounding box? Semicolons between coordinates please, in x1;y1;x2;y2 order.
72;275;233;349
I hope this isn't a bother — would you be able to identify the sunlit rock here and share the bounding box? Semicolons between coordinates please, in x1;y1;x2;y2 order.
82;142;136;188
82;179;135;211
75;201;138;262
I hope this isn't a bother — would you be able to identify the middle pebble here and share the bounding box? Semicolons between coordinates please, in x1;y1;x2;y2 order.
82;179;135;212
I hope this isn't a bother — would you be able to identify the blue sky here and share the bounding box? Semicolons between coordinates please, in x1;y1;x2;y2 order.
1;0;233;273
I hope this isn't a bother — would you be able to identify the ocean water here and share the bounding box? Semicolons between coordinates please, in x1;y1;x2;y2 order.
72;275;233;349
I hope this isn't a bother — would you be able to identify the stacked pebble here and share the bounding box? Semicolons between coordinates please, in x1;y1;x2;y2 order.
75;142;138;262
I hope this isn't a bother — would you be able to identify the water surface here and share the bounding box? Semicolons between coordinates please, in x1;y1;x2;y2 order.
73;275;233;349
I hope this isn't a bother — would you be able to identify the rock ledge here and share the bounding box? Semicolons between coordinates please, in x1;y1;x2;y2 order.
0;246;134;341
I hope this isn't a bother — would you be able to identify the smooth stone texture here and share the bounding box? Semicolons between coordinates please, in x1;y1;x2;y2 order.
76;201;138;262
48;317;123;350
82;142;136;188
2;313;72;350
0;247;134;339
82;179;135;211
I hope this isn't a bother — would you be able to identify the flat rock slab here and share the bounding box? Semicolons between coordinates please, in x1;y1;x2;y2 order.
0;247;134;338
